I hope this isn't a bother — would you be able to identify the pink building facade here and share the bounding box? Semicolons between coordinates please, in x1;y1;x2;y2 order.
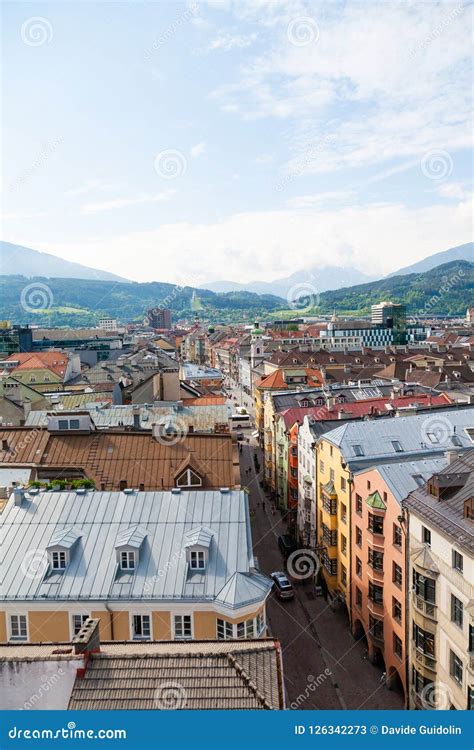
351;467;407;703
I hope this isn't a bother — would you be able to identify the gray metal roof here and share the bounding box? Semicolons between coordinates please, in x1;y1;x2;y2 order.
1;490;272;609
359;457;449;504
322;407;474;468
25;402;230;431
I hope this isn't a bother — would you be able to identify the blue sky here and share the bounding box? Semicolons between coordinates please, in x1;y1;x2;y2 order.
2;0;473;285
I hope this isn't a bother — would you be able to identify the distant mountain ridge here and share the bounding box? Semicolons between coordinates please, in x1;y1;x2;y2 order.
389;242;473;276
202;266;375;296
0;241;129;283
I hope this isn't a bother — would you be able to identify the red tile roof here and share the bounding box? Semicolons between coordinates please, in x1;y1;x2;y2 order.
5;352;69;377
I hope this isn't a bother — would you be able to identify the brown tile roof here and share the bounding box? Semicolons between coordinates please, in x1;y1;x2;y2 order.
67;641;284;710
0;428;239;490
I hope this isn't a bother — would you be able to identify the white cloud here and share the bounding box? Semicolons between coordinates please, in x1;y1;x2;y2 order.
286;191;355;209
43;195;473;285
209;1;472;175
81;190;176;214
190;142;206;158
205;30;257;52
437;182;470;200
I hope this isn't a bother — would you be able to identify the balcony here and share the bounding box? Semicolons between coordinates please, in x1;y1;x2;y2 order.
367;597;384;617
367;530;385;549
413;646;437;674
412;592;437;621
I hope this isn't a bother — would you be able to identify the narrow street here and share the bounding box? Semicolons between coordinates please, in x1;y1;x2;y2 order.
239;439;405;711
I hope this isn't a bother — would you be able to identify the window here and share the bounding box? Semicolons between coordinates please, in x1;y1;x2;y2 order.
393;633;402;659
69;419;80;430
356;557;362;577
120;551;136;570
340;504;347;523
72;614;89;635
132;614;151;640
367;480;371;490
341;534;347;554
368;548;384;571
190;550;205;570
237;619;254;638
174;614;192;640
217;618;233;640
58;419;69;431
355;527;362;547
452;549;463;573
256;612;265;635
393;524;402;547
393;597;402;623
329;468;335;482
368;615;383;641
422;526;431;546
413;624;434;656
412;570;436;603
368;581;383;604
341;565;347;586
352;444;364;457
319;460;324;472
176;469;202;488
355;494;362;515
355;587;362;607
469;624;474;654
451;595;463;628
393;562;402;587
412;667;431;696
450;650;463;685
51;550;67;570
391;440;403;453
341;477;346;491
368;513;384;535
10;614;27;640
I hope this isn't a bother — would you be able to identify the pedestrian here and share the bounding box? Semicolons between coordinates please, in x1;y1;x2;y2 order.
262;501;266;513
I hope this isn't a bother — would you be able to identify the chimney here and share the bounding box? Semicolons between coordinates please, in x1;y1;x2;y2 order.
13;487;25;506
73;618;101;656
132;406;141;430
326;396;335;411
1;438;9;451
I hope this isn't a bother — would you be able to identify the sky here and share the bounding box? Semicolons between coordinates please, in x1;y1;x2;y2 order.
2;0;473;286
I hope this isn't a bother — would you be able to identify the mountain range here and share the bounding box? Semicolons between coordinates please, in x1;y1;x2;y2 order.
0;241;128;283
1;240;472;294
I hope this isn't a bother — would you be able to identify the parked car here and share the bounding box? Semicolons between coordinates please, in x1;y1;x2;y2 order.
271;571;295;600
278;534;297;559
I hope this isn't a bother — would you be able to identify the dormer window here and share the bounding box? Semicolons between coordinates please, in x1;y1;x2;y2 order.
120;550;136;570
51;550;68;570
176;468;202;488
190;550;205;569
115;525;147;573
